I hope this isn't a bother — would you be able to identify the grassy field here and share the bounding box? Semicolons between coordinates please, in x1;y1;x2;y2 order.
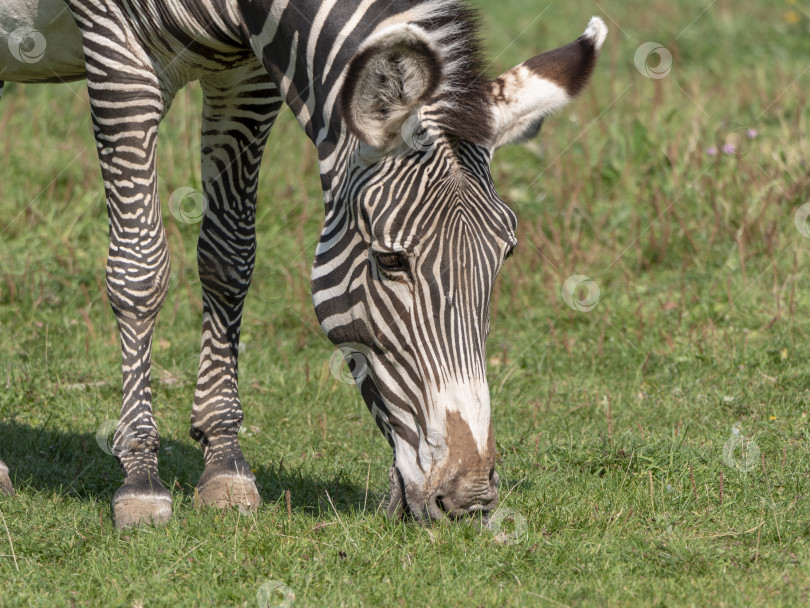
1;0;810;606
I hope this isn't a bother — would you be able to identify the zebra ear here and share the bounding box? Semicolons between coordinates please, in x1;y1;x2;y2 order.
340;24;442;149
486;17;607;151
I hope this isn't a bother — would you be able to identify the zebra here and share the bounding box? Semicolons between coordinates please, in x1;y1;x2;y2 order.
0;0;606;526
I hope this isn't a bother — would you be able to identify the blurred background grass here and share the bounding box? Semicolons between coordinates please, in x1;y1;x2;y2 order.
1;0;809;606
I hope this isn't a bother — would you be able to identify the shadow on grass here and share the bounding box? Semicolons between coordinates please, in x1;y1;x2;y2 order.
0;420;367;514
252;461;381;517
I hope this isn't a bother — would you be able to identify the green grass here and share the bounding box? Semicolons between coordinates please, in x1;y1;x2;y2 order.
1;0;810;605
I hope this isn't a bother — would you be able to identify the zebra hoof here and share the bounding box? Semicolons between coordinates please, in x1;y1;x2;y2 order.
196;472;260;514
0;462;13;496
112;485;172;529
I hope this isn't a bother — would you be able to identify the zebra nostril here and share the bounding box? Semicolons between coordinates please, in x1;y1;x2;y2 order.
431;494;463;519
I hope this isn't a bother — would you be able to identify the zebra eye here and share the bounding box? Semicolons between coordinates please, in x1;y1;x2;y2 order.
374;251;409;276
504;246;516;261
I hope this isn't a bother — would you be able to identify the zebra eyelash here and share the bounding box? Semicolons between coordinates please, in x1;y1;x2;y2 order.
373;250;411;279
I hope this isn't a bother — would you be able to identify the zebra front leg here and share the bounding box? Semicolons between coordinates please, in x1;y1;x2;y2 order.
85;61;177;528
0;459;13;496
191;66;280;513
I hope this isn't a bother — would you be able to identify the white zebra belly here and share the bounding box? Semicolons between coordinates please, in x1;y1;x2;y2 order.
0;0;85;83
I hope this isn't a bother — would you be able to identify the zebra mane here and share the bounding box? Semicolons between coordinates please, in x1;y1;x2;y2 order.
410;0;493;144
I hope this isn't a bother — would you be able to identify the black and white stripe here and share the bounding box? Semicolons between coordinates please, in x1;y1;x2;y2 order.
0;0;606;523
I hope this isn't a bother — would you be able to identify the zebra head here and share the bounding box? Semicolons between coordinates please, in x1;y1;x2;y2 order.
313;16;607;521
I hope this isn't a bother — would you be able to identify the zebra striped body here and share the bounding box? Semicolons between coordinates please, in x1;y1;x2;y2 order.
0;0;606;524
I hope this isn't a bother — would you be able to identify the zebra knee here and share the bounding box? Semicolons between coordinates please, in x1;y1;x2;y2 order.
105;253;171;322
197;232;255;309
198;259;253;308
